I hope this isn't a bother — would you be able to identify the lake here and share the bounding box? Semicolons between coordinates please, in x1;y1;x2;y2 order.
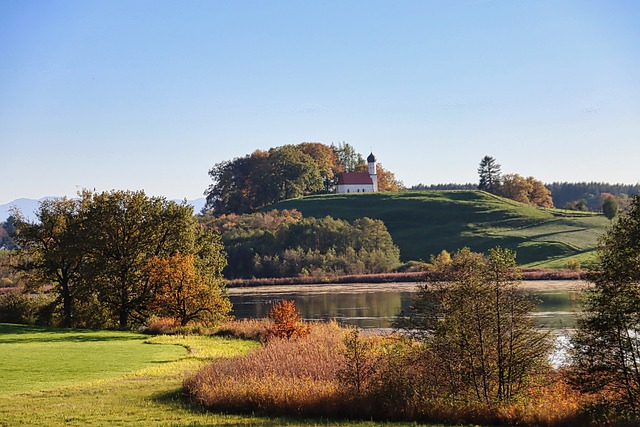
228;280;585;331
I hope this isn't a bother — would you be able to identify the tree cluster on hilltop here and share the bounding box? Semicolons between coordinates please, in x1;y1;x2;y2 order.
204;142;402;215
412;158;637;214
5;191;230;329
477;156;554;208
199;209;401;279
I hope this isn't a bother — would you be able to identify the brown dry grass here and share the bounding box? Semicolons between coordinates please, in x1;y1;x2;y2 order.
186;322;600;425
185;321;347;418
215;318;270;341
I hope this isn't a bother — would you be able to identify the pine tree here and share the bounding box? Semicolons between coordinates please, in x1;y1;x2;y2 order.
477;155;502;194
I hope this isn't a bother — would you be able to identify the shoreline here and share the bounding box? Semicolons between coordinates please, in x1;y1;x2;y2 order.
227;269;586;289
227;279;589;296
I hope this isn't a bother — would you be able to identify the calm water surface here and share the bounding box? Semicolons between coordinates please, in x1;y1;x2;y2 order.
229;281;583;331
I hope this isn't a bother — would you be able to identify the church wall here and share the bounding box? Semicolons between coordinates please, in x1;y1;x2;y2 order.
336;183;375;194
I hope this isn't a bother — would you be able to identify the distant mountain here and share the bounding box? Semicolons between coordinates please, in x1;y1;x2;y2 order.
0;197;56;222
0;197;207;223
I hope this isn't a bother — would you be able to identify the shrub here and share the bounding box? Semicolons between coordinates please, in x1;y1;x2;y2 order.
265;300;310;340
215;318;270;341
0;289;55;325
145;317;180;335
566;257;581;271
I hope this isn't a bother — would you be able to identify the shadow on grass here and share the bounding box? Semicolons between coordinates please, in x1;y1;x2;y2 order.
152;388;351;427
0;323;144;344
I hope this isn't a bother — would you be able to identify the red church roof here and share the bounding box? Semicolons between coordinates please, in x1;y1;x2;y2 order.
337;172;373;185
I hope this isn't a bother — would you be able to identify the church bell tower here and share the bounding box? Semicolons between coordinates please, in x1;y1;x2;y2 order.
367;152;378;192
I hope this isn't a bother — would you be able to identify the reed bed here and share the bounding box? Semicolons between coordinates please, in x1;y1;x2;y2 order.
185;321;348;417
227;269;585;288
185;320;602;425
215;318;271;341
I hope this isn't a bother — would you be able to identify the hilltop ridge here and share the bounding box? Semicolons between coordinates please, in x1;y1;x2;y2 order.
272;190;610;267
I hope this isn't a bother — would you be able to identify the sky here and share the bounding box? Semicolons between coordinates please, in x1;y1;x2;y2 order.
1;0;639;205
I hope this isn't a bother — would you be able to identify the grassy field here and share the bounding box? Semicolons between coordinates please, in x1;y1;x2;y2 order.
0;324;438;426
273;190;610;267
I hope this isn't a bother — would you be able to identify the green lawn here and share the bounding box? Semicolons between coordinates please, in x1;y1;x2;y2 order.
0;324;441;426
0;324;186;394
272;190;610;267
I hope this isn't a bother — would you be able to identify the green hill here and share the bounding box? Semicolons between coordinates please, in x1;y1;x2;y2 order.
272;190;610;267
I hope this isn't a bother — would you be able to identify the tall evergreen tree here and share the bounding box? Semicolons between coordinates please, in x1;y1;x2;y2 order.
477;155;502;194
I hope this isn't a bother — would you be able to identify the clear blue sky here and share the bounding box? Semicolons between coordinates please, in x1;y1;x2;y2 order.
1;0;639;205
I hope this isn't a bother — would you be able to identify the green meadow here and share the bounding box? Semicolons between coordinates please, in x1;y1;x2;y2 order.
273;190;610;267
0;324;438;426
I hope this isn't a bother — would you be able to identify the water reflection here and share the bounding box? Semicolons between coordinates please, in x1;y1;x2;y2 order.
229;287;582;331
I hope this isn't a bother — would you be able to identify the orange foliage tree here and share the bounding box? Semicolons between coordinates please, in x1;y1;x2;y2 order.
355;163;403;191
146;252;231;326
266;300;310;339
499;173;553;207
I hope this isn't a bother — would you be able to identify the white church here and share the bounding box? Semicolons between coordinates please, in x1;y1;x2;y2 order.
335;152;378;194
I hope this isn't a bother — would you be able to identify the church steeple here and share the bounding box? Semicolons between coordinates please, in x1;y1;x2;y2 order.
367;152;378;192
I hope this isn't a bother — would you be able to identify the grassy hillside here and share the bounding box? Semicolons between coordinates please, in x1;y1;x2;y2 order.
272;190;610;267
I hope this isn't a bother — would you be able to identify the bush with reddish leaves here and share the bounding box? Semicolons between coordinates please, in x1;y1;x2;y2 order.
265;300;310;340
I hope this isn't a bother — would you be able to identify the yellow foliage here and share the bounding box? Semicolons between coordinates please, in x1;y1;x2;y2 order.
146;252;231;326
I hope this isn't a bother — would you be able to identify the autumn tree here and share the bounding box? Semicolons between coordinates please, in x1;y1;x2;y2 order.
527;176;554;207
398;247;550;404
499;173;532;204
296;142;338;192
146;251;231;326
355;163;403;191
266;300;310;339
570;195;640;417
498;174;553;207
477;155;502;194
81;190;197;329
205;142;401;213
12;198;85;327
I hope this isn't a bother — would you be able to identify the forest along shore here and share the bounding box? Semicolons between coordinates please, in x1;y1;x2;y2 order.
226;280;589;296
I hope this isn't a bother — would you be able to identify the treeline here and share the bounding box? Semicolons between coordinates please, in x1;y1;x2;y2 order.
200;209;401;279
205;142;402;214
412;181;640;213
2;190;230;329
547;181;640;211
410;183;477;191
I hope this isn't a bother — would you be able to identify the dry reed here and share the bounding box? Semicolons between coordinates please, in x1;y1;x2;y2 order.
186;322;596;425
185;321;348;417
